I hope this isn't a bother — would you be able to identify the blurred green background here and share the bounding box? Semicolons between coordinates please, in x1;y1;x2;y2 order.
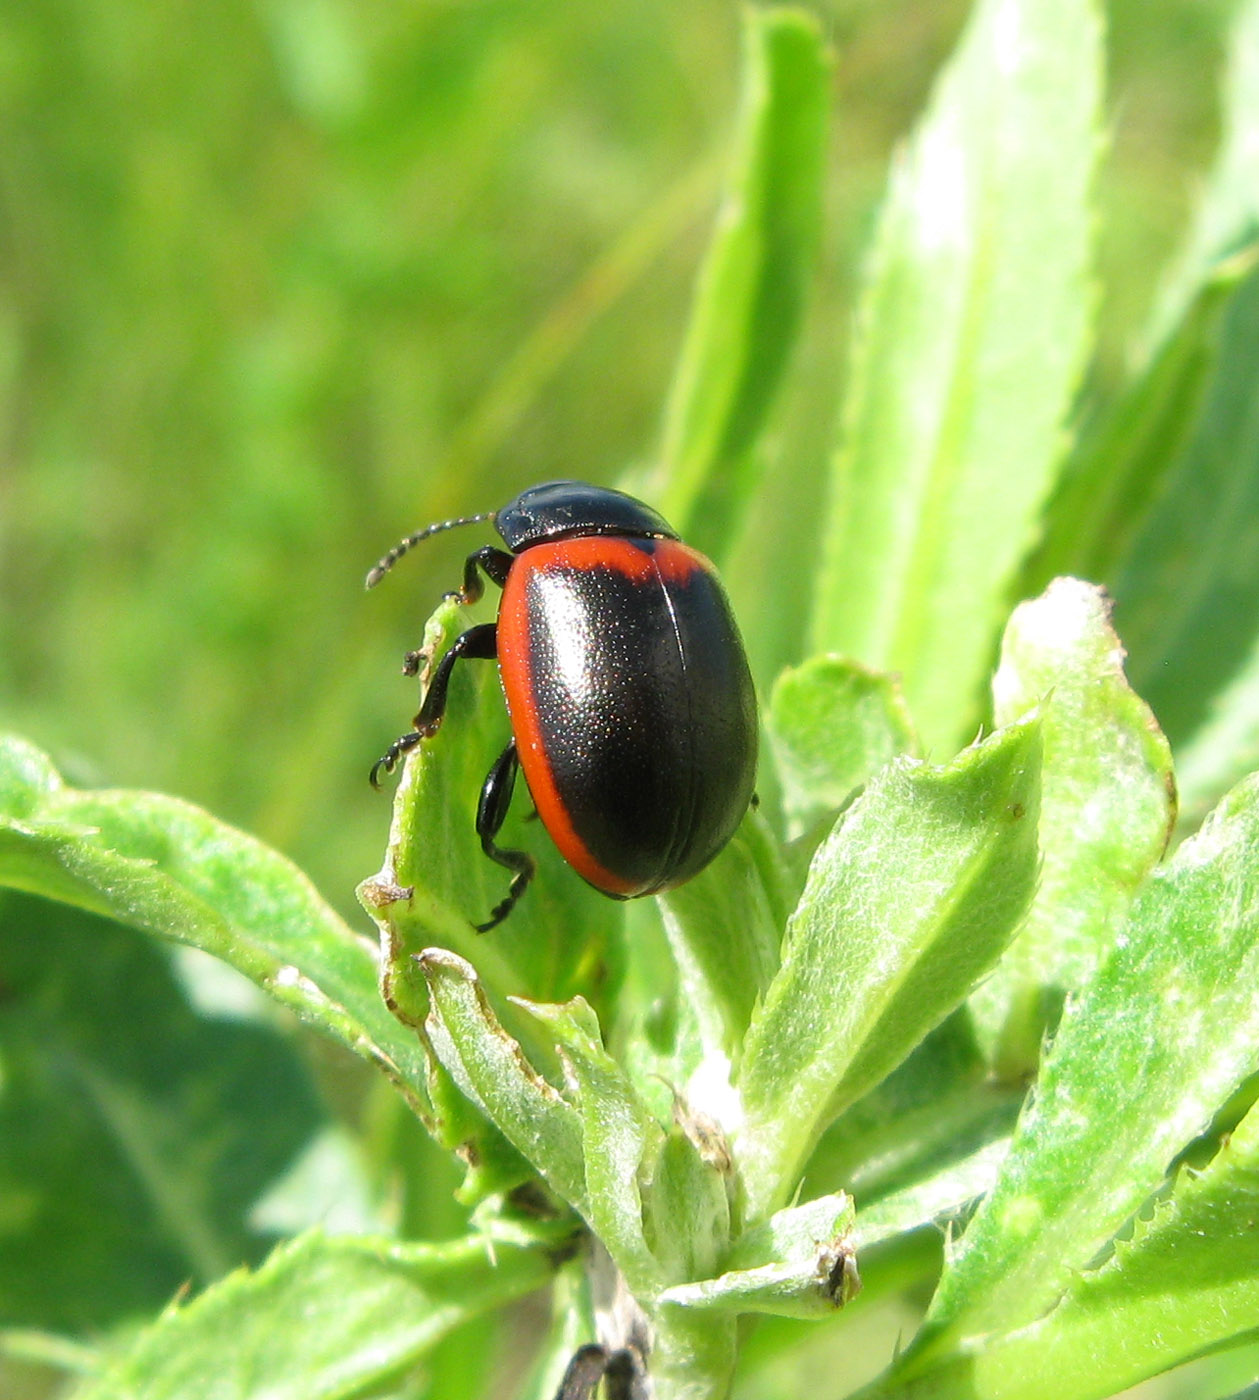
0;0;1231;921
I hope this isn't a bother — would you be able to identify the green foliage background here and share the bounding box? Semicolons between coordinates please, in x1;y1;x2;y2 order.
3;1;1258;1398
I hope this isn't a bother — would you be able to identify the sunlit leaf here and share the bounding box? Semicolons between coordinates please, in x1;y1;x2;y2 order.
913;772;1259;1360
866;1099;1259;1400
0;734;430;1115
767;656;917;840
737;719;1041;1219
75;1228;561;1400
970;579;1175;1075
658;6;830;560
811;0;1102;751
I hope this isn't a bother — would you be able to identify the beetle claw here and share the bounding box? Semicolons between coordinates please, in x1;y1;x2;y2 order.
369;731;423;788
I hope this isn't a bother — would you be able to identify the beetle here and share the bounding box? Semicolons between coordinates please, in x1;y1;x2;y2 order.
367;480;758;931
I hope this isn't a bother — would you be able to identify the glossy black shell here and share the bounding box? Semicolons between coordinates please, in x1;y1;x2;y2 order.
495;480;677;551
499;531;758;897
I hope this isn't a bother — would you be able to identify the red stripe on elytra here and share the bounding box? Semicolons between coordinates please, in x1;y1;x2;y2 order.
497;539;649;896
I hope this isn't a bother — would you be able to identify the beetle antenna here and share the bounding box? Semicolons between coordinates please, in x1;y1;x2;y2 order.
365;512;494;589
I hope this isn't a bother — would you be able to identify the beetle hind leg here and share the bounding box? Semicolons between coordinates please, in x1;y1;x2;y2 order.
474;739;535;932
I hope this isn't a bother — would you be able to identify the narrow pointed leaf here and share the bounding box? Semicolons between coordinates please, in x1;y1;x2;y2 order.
75;1228;561;1400
916;772;1259;1358
1177;634;1259;830
970;579;1175;1074
1114;263;1259;756
855;1138;1012;1252
1156;0;1259;332
658;5;830;559
419;949;587;1213
811;0;1101;750
1021;252;1254;599
659;1193;856;1320
804;1016;1023;1207
737;719;1041;1219
1036;0;1259;813
657;811;788;1063
645;1129;731;1290
518;996;663;1293
866;1099;1259;1400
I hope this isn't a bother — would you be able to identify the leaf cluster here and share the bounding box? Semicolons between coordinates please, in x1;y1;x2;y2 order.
7;2;1259;1398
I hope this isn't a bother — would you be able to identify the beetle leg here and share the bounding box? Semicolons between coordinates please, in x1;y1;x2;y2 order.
413;622;498;735
601;1349;644;1400
550;1345;644;1400
474;739;536;932
445;546;514;606
369;732;422;789
552;1345;609;1400
369;622;498;786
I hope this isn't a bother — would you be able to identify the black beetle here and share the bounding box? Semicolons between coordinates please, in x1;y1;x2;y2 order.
369;480;757;929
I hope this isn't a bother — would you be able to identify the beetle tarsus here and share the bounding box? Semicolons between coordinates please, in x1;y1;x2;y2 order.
369;731;423;788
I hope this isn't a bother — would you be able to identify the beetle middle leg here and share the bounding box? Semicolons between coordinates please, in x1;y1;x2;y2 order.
370;622;498;787
474;738;535;932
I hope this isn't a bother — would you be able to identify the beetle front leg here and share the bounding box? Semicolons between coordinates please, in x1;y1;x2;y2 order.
369;622;498;787
474;739;536;932
445;546;514;606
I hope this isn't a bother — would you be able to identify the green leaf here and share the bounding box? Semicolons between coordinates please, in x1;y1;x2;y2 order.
0;734;431;1115
657;5;830;559
359;602;623;1017
854;1137;1012;1253
767;656;918;839
803;1014;1023;1207
659;1192;856;1320
75;1227;561;1400
418;949;588;1214
519;995;664;1293
1020;251;1255;600
869;1098;1259;1400
1156;0;1259;333
1177;637;1259;832
913;771;1259;1360
1026;0;1259;814
644;1129;731;1290
736;718;1042;1220
656;811;788;1063
0;894;322;1332
970;579;1175;1075
1113;263;1259;758
810;0;1102;751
